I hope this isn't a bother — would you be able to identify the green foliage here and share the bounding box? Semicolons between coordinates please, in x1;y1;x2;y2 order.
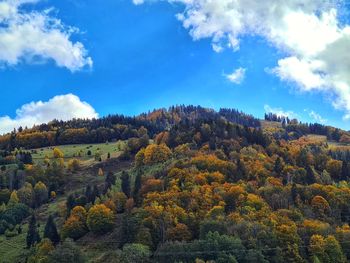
120;243;151;263
48;239;86;263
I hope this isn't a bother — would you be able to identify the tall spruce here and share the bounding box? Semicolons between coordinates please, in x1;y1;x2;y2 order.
44;215;60;245
121;171;131;198
104;171;116;193
341;161;350;181
85;185;93;203
92;185;99;204
26;214;40;248
133;171;142;205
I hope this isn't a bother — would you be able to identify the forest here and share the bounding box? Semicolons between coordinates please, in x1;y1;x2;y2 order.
1;105;350;262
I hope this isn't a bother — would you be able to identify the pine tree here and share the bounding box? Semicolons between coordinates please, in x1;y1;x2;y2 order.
44;215;60;245
26;214;40;248
121;171;131;198
104;171;116;193
306;165;316;185
85;185;93;203
92;185;99;204
274;157;283;174
66;194;75;215
341;161;349;181
291;183;298;205
133;171;142;205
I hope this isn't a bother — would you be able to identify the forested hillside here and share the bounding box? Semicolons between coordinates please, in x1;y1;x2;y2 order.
1;106;350;262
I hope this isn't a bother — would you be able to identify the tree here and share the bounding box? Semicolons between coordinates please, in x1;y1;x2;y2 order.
27;214;40;248
8;190;19;206
85;185;93;203
143;144;172;165
44;215;60;245
133;171;142;205
87;204;114;234
67;159;80;172
92;185;99;204
34;181;48;206
274;157;283;174
104;171;116;193
121;171;131;198
291;183;298;205
121;243;151;263
62;206;88;240
324;235;346;263
18;183;35;207
48;239;85;263
341;161;350;181
66;194;76;215
53;148;64;159
27;239;54;263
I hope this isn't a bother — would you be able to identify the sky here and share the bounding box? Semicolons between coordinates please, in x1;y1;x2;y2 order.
0;0;350;134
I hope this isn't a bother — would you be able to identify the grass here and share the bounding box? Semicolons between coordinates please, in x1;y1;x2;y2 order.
260;120;283;129
29;141;126;164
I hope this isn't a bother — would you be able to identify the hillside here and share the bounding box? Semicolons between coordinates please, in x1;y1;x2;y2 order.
1;106;350;262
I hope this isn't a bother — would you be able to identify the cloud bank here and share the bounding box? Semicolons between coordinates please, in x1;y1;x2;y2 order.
0;0;92;71
134;0;350;119
0;94;98;134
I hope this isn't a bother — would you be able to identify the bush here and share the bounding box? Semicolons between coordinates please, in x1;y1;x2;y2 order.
121;243;151;263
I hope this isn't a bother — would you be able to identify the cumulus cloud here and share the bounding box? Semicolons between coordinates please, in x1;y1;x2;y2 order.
264;105;299;119
134;0;350;119
0;94;98;134
225;67;246;84
0;0;92;71
304;109;328;124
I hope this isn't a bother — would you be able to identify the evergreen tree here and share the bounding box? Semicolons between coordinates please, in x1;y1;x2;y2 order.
66;194;75;215
44;215;60;245
306;165;316;185
104;171;116;193
274;157;283;174
85;185;93;203
291;183;298;205
121;171;131;198
26;214;40;248
133;171;142;205
341;161;350;181
92;185;99;204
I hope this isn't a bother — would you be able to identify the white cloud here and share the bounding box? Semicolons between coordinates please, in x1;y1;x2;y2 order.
0;0;92;71
134;0;350;120
304;109;328;124
225;67;246;84
0;94;98;134
264;105;299;119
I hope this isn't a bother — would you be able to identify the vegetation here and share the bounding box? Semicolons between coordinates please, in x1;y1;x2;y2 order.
1;105;350;262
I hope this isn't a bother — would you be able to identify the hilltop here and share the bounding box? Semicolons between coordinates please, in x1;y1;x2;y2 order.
1;106;350;262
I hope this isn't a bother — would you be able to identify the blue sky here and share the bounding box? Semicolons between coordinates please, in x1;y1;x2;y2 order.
0;0;349;133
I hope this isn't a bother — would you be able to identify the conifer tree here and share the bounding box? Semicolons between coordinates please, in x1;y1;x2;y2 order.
133;171;142;205
121;171;131;198
26;214;40;248
44;215;60;245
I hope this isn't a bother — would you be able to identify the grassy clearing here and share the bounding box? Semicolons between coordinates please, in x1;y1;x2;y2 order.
260;120;283;130
30;141;126;163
